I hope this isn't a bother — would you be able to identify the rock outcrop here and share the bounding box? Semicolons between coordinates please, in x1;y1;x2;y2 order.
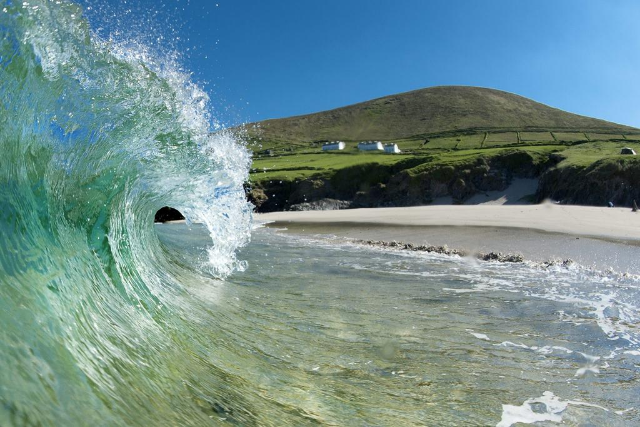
248;148;640;212
250;149;554;212
289;199;351;211
538;158;640;207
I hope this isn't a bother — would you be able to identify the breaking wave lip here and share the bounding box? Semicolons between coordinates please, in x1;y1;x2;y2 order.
0;1;254;424
0;0;253;277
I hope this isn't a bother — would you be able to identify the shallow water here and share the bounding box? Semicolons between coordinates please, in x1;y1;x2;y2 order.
156;224;640;426
270;222;640;275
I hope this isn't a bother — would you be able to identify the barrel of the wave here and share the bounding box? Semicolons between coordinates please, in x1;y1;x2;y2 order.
0;1;252;425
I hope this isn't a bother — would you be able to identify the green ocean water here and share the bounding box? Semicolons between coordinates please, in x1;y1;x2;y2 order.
1;1;639;426
0;0;251;424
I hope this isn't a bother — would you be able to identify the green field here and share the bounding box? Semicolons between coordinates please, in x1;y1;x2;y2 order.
552;132;588;142
484;132;519;147
421;134;485;150
251;137;640;183
552;141;640;167
520;132;554;142
252;151;416;181
423;137;459;149
587;133;624;141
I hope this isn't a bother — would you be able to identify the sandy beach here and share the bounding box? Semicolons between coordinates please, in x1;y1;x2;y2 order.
259;203;640;241
258;203;640;273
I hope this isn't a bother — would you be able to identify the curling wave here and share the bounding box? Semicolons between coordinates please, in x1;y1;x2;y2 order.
0;1;253;424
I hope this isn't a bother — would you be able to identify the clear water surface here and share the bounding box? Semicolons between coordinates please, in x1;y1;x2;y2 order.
153;223;640;426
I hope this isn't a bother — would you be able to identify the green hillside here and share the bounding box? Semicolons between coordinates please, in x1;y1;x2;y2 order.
240;86;640;212
245;86;636;143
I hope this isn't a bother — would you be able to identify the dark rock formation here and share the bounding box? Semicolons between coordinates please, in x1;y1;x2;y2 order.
353;239;580;268
248;149;553;212
538;159;640;207
476;252;525;263
289;198;351;211
354;239;527;263
247;147;640;212
246;187;268;209
289;179;330;205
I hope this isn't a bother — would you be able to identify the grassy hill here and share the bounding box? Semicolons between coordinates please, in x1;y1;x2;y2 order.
240;86;640;212
246;86;636;143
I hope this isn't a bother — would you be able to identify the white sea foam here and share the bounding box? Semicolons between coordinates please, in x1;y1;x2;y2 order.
497;391;609;427
466;330;490;340
575;365;600;377
496;341;530;350
288;232;640;351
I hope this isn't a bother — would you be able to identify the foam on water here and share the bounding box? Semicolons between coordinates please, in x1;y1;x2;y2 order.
497;391;610;427
235;229;640;424
354;238;640;349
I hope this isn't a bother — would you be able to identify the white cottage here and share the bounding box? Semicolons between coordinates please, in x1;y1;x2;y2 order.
384;143;401;154
322;141;345;151
358;141;383;151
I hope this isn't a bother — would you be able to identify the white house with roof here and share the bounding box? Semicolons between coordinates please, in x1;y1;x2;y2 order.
384;143;401;153
358;141;383;151
322;141;345;151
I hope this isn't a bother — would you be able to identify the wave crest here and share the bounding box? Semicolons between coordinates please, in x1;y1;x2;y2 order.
0;2;252;423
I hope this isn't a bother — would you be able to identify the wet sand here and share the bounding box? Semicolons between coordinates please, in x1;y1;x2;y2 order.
258;204;640;242
257;204;640;274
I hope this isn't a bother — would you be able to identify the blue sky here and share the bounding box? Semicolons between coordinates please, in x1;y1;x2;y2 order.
82;0;640;128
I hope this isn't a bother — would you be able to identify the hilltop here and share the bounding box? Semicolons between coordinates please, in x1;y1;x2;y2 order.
241;86;640;212
247;86;635;143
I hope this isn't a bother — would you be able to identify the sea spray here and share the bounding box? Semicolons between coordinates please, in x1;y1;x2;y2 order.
0;1;252;424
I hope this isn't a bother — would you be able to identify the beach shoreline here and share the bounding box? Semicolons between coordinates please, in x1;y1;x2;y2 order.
258;203;640;242
257;203;640;274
